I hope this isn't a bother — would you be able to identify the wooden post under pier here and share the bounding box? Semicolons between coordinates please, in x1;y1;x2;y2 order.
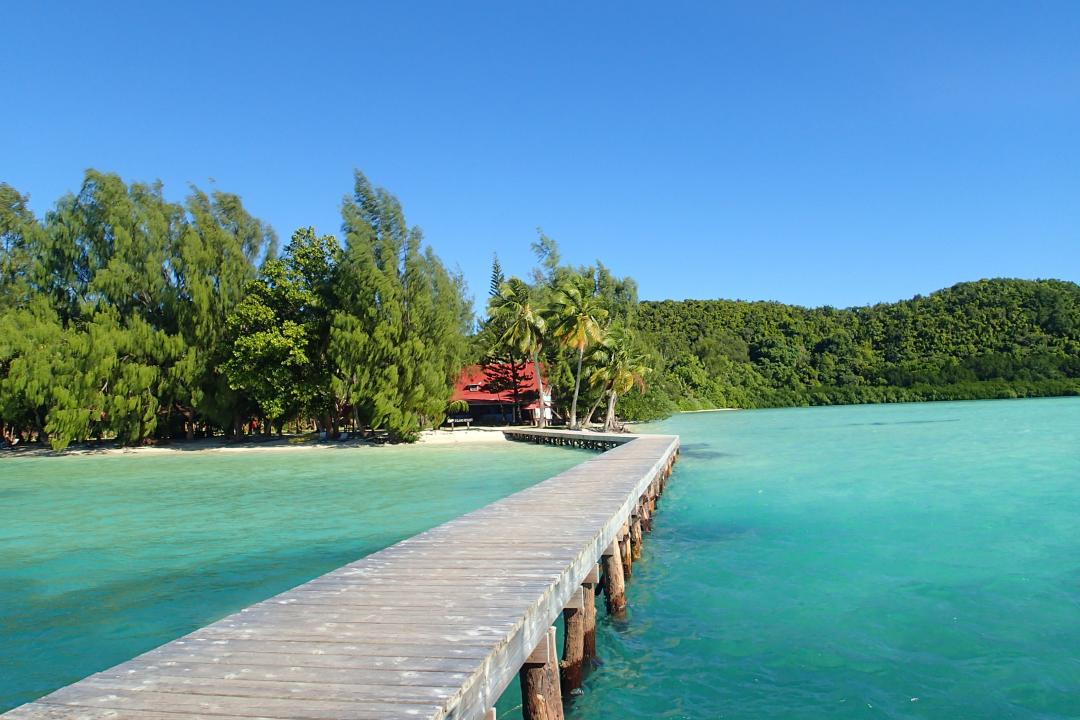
640;501;652;532
520;626;563;720
559;587;585;696
601;539;627;614
630;510;644;559
582;563;599;660
620;523;633;578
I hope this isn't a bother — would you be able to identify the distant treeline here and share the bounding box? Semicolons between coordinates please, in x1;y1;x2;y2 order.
622;279;1080;419
0;170;470;449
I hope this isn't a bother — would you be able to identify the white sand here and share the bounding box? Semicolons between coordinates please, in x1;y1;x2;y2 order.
678;408;739;413
4;428;512;457
415;427;510;445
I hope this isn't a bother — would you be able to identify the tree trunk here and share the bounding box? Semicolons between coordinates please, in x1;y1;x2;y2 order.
603;391;618;432
570;347;583;429
532;352;547;429
34;408;47;445
584;394;605;428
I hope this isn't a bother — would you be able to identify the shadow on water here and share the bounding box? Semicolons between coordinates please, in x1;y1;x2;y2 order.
677;443;735;460
657;521;759;554
764;418;961;433
845;419;960;427
686;525;757;544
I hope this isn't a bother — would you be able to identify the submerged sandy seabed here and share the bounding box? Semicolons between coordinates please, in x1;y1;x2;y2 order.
3;427;510;458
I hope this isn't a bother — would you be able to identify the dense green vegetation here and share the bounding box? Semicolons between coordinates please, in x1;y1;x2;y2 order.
626;279;1080;419
0;171;470;449
4;170;1077;448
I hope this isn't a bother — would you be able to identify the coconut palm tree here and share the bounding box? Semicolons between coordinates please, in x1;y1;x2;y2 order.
550;281;608;429
490;278;549;427
589;325;649;431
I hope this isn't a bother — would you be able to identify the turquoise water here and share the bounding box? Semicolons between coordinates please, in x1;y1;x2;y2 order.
5;400;1080;718
551;399;1080;719
0;442;587;712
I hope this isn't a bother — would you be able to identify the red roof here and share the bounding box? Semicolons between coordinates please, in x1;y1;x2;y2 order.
452;363;545;405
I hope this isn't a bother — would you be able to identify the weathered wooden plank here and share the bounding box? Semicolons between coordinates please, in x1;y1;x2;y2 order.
273;598;543;613
71;675;458;704
222;611;525;632
152;638;497;661
32;689;437;720
96;659;472;686
141;646;491;671
6;705;272;720
233;607;527;624
196;623;515;644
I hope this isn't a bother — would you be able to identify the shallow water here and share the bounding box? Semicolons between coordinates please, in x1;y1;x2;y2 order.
542;399;1080;719
5;400;1079;718
0;442;587;711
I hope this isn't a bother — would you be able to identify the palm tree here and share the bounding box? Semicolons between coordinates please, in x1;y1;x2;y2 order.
591;328;648;431
589;326;649;432
490;278;549;427
550;281;608;429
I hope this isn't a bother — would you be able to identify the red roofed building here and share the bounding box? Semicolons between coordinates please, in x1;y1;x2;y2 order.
451;363;551;425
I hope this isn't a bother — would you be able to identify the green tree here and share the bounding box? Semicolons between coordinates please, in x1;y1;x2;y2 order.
175;187;276;436
550;279;608;429
331;171;470;440
222;260;313;428
489;253;505;297
589;325;649;431
221;227;338;432
491;278;550;427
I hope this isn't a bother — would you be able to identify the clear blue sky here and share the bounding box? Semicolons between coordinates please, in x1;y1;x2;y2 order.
4;2;1079;310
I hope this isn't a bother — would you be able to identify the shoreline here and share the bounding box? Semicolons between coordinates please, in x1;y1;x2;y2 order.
678;407;739;414
2;427;511;458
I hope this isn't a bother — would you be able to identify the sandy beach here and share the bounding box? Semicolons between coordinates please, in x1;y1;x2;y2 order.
415;427;510;445
2;427;511;458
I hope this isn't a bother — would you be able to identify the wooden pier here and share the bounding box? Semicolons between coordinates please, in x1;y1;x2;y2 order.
501;427;631;451
5;429;679;720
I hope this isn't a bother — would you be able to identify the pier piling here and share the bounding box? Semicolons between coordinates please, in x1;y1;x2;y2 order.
559;588;586;696
630;511;643;559
582;563;599;660
620;524;633;578
601;539;627;614
520;626;564;720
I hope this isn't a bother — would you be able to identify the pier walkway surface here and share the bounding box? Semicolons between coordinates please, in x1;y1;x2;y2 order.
5;429;678;720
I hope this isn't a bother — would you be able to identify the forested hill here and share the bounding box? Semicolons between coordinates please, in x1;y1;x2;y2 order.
626;279;1080;416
